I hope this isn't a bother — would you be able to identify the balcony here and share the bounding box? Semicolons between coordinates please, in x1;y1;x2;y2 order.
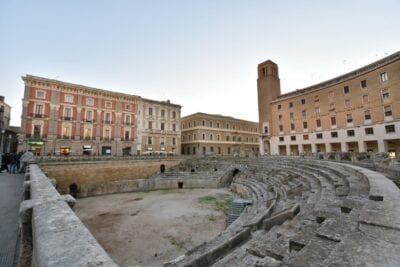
124;122;132;126
85;119;94;123
103;120;111;124
62;116;72;121
30;113;46;118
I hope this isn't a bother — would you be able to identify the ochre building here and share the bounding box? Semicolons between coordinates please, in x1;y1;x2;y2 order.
181;112;260;156
258;52;400;158
19;75;181;156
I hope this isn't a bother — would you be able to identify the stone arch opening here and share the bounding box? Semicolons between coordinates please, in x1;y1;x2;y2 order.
160;164;165;173
178;181;184;189
69;183;78;198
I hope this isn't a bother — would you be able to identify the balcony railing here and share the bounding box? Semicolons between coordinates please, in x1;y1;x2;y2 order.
30;113;46;118
62;116;72;121
103;120;111;124
85;119;94;123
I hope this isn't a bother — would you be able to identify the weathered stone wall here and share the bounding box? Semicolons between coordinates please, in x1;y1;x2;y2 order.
20;165;117;266
39;159;181;194
80;177;219;197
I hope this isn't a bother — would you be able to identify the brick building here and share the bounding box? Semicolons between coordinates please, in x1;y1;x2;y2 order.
181;112;259;156
19;75;181;156
0;96;18;154
258;52;400;158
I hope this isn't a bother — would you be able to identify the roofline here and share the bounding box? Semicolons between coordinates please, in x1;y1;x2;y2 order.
182;112;258;124
139;97;182;108
274;51;400;102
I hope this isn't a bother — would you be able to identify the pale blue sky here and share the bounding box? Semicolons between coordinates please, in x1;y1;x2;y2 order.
1;0;399;126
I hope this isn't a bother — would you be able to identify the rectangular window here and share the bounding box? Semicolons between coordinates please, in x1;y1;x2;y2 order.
279;125;283;132
301;99;306;105
86;97;94;106
104;128;110;138
104;112;111;123
290;136;296;141
303;134;309;140
302;110;306;118
105;101;112;108
35;104;44;115
264;126;268;134
161;109;165;117
382;88;390;99
63;126;70;137
315;107;320;116
33;125;41;138
343;86;350;94
203;133;206;140
86;110;93;121
364;110;371;120
328;91;335;100
172;111;176;119
125;104;131;110
172;137;176;146
345;99;351;109
148;121;152;129
316;119;321;127
161;122;165;131
290;113;294;119
125;115;131;124
36;90;45;99
64;107;72;119
148;136;152;145
329;103;335;111
331;132;338;138
385;124;395;133
84;127;92;138
362;94;369;104
125;131;130;140
316;133;323;139
278;104;281;110
314;95;319;103
361;80;367;88
347;113;353;123
384;105;392;117
149;108;153;116
278;114;282;121
289;102;293;108
303;121;308;129
291;123;295;130
209;121;213;127
380;72;388;82
279;136;284;142
331;116;336;126
347;130;355;137
65;95;73;103
365;127;374;135
172;124;176;131
160;137;165;145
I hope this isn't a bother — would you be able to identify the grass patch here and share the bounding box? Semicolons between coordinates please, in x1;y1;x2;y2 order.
197;193;232;216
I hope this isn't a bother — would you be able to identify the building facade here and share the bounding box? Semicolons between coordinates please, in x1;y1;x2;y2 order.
0;96;18;154
258;52;400;158
19;75;181;156
181;113;260;156
137;98;181;155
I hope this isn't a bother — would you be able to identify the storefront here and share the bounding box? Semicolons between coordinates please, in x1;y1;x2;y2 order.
60;146;71;155
28;139;44;155
83;145;93;155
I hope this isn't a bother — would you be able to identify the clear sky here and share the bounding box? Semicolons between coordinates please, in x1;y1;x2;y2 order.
1;0;399;126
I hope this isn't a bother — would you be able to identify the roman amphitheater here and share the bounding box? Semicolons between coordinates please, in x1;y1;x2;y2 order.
19;153;400;267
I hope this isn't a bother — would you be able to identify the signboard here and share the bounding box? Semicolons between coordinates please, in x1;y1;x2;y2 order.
28;139;44;145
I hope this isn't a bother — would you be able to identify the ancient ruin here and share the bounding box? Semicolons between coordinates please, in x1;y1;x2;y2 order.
19;155;400;266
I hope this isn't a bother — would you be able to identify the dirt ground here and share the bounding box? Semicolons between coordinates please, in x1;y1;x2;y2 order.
74;188;231;267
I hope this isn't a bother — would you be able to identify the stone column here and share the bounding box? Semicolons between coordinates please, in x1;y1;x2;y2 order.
341;142;347;152
378;139;386;153
358;140;366;153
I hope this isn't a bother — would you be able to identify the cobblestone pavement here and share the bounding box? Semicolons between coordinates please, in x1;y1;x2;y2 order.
0;172;24;267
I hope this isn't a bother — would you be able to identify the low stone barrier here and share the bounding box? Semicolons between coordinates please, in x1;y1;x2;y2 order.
19;164;117;266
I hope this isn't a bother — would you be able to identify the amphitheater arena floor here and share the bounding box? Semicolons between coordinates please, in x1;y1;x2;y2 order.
74;188;231;267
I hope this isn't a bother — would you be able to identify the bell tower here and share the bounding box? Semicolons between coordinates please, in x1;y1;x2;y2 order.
257;60;281;154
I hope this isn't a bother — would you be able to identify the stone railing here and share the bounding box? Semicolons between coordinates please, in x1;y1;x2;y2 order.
19;164;117;266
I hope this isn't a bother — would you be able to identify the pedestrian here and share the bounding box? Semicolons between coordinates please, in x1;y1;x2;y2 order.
10;153;18;174
19;150;34;173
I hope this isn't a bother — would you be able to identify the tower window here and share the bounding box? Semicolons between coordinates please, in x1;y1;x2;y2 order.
380;72;388;82
361;80;367;88
343;86;350;94
301;99;306;105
